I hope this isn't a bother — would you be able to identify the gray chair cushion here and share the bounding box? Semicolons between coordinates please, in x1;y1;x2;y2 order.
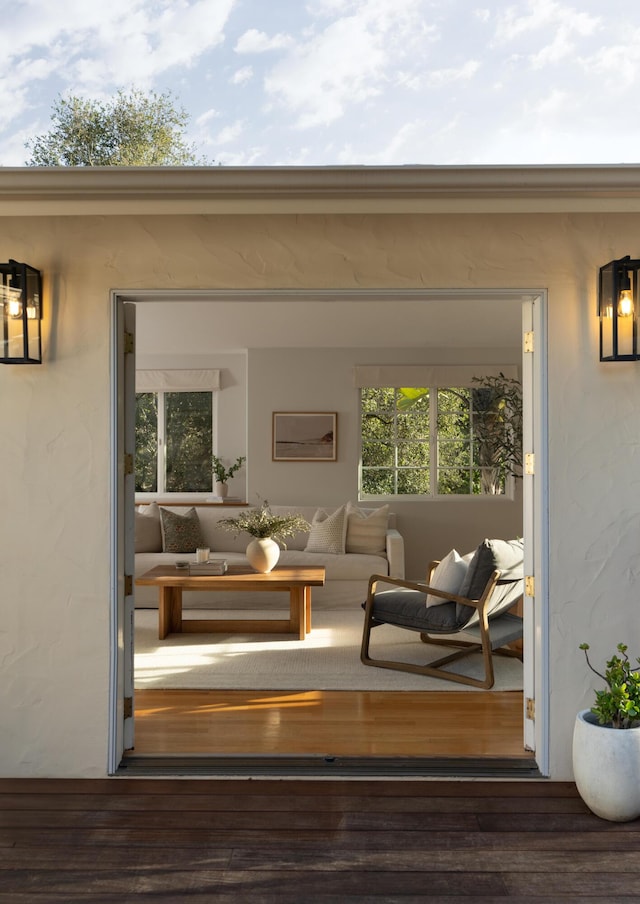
456;538;524;625
369;589;459;633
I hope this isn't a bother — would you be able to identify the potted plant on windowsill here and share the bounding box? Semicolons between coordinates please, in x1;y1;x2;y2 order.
572;642;640;822
219;500;310;573
212;454;246;498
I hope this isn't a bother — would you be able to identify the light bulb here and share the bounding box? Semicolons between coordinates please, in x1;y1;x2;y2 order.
618;289;634;317
8;298;22;317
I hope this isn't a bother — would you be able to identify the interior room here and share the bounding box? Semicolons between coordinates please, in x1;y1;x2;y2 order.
131;291;528;764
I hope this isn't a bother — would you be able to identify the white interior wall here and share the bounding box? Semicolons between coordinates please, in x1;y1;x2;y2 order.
247;346;522;577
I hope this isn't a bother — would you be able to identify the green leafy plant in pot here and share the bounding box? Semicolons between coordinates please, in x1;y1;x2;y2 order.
219;499;310;573
212;455;245;497
572;643;640;821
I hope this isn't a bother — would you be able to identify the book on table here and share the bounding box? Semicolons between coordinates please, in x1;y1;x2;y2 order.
188;559;228;575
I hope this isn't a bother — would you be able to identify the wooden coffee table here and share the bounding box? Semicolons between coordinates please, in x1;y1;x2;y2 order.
136;564;326;640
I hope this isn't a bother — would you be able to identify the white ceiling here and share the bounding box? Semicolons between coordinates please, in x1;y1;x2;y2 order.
134;293;525;354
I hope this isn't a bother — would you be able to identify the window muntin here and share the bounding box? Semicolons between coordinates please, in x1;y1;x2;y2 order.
360;385;511;498
135;390;214;493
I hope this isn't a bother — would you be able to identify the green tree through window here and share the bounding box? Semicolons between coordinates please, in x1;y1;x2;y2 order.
135;391;213;493
360;376;522;497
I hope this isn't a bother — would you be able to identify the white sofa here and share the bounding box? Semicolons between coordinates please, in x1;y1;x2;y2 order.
134;502;404;610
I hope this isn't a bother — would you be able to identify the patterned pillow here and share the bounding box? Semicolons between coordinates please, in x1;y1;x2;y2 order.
304;505;348;555
135;502;162;553
159;507;204;553
345;502;389;556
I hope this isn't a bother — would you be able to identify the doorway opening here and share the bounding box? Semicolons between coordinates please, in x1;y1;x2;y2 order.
109;288;548;776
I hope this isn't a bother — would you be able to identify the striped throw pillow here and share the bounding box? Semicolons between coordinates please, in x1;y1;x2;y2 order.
345;502;389;556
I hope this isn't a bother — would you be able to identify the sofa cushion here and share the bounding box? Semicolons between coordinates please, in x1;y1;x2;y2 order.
160;506;204;553
426;548;470;608
304;505;347;555
345;502;389;556
135;502;162;553
279;549;387;580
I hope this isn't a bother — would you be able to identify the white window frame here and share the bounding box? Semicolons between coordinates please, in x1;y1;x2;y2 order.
135;368;219;500
357;365;519;501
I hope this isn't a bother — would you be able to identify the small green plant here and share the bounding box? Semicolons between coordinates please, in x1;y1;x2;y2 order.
580;642;640;729
219;499;310;544
212;455;246;484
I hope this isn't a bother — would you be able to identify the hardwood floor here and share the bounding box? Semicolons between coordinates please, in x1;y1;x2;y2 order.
2;777;638;901
132;689;529;758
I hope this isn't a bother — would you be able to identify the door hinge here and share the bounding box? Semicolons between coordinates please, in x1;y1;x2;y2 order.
123;696;133;720
525;575;535;597
524;330;534;353
526;697;535;720
525;452;535;475
124;453;134;476
124;331;135;354
124;574;133;597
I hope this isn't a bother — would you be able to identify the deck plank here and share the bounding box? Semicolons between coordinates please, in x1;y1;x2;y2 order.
1;779;639;901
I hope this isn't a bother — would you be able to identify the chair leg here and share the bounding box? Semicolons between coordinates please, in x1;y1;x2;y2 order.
362;622;496;689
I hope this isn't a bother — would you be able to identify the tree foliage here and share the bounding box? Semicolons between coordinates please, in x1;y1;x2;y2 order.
25;89;210;166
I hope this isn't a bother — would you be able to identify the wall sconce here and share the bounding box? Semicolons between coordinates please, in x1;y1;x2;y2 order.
599;256;640;362
0;260;43;364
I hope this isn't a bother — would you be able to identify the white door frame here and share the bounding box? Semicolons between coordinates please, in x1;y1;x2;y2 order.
108;287;549;775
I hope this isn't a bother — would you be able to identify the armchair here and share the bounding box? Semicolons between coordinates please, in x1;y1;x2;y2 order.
360;538;524;689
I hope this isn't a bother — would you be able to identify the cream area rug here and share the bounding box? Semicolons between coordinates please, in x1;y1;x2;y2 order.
134;608;523;692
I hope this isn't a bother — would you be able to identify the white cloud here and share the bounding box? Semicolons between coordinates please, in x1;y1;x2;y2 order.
1;0;238;96
234;29;294;53
215;119;245;145
494;0;599;43
195;109;220;127
493;0;601;68
264;0;433;128
427;60;481;87
230;66;254;85
586;28;640;89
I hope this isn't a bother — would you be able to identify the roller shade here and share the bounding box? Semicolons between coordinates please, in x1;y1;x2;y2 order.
353;364;517;388
136;369;220;392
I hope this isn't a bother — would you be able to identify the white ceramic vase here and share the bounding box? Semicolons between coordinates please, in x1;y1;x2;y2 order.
215;481;228;498
572;709;640;822
246;537;280;573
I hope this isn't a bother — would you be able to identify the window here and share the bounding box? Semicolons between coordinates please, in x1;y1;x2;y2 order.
136;391;214;493
134;369;219;494
358;370;521;498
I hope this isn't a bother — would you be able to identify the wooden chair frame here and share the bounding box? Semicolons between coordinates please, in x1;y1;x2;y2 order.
360;563;523;689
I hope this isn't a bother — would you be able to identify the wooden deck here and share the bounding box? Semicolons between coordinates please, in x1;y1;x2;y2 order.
1;778;639;901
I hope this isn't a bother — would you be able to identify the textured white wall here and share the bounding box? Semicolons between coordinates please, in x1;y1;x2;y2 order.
1;210;640;778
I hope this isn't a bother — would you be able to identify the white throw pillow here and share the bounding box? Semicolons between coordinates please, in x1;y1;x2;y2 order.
426;549;471;608
345;502;389;556
304;505;348;555
134;502;162;553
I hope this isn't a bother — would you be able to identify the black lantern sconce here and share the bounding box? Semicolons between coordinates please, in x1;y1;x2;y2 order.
598;256;640;362
0;260;43;364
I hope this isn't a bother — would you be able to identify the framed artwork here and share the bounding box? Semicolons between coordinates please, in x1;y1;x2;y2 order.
272;412;337;461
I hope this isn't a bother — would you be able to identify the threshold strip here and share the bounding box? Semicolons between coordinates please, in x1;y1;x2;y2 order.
118;754;540;778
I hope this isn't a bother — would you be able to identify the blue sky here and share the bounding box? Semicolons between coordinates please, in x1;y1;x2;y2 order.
1;0;638;167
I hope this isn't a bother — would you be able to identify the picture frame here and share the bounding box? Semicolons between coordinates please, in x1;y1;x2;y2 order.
272;412;337;461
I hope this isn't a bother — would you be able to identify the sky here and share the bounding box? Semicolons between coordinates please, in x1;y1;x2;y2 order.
1;0;639;168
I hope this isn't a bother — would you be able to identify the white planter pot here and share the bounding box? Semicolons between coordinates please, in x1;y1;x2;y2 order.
246;537;280;573
572;709;640;822
215;481;228;498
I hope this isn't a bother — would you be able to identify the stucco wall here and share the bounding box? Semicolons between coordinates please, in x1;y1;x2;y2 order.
2;210;639;778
